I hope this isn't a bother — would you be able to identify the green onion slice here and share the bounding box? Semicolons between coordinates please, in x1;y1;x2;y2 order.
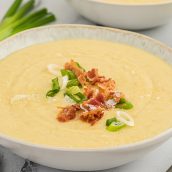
46;77;60;97
64;92;82;103
66;86;81;94
116;98;133;110
61;69;76;80
46;89;58;97
76;62;85;71
66;79;80;88
107;121;126;132
65;86;87;103
106;117;117;126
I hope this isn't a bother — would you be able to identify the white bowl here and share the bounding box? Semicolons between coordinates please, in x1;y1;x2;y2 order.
67;0;172;30
0;25;172;171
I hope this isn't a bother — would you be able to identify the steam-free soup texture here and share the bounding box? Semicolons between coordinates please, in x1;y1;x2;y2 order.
0;39;172;148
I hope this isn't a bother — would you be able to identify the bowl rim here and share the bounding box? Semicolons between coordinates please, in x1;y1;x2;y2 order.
86;0;172;6
0;24;172;152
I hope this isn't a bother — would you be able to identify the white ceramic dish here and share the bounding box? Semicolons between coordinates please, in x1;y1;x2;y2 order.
67;0;172;30
0;25;172;171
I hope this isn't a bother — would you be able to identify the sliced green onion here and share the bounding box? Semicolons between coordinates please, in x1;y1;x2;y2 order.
66;86;81;95
61;69;76;80
116;98;133;110
76;62;85;71
64;92;82;103
106;117;117;126
107;121;126;132
46;89;58;97
67;79;80;88
46;77;60;97
65;86;87;103
52;77;60;90
116;111;135;127
118;98;126;104
75;92;87;101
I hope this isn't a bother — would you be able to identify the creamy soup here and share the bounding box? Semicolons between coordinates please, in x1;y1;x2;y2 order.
0;39;172;148
102;0;169;4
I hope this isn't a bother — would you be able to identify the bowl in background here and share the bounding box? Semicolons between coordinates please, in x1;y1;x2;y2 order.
67;0;172;30
0;24;172;171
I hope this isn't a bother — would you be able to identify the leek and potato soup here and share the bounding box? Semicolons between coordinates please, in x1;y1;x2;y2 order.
0;39;172;148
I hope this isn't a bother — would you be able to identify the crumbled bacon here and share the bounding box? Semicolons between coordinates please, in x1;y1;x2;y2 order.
57;60;123;125
78;73;88;86
80;108;104;125
84;85;94;99
86;68;106;85
65;60;84;77
114;92;124;103
57;105;80;122
97;79;115;92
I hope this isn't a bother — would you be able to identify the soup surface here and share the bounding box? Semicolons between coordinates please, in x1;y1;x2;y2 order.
0;39;172;148
102;0;170;4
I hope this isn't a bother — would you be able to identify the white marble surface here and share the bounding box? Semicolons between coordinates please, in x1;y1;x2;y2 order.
0;0;172;172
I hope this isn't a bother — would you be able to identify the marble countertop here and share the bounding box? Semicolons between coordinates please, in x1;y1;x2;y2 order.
0;0;172;172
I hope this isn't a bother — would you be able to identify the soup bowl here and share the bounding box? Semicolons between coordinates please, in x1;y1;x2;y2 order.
0;24;172;171
67;0;172;30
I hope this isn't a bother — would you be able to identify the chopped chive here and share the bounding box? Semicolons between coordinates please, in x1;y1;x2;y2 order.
107;121;126;132
61;69;76;80
46;77;60;97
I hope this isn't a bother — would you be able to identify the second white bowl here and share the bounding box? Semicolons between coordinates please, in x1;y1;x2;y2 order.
67;0;172;30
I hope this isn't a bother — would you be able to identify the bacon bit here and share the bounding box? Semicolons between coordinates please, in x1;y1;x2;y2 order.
80;108;104;125
57;60;124;125
78;73;88;86
57;105;80;122
95;93;105;104
97;79;116;99
84;85;94;99
86;68;105;84
114;92;124;103
87;68;98;80
97;79;115;92
64;60;84;77
87;98;102;106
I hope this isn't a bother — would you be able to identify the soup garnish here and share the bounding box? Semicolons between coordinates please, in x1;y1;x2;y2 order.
46;77;60;97
46;60;134;130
